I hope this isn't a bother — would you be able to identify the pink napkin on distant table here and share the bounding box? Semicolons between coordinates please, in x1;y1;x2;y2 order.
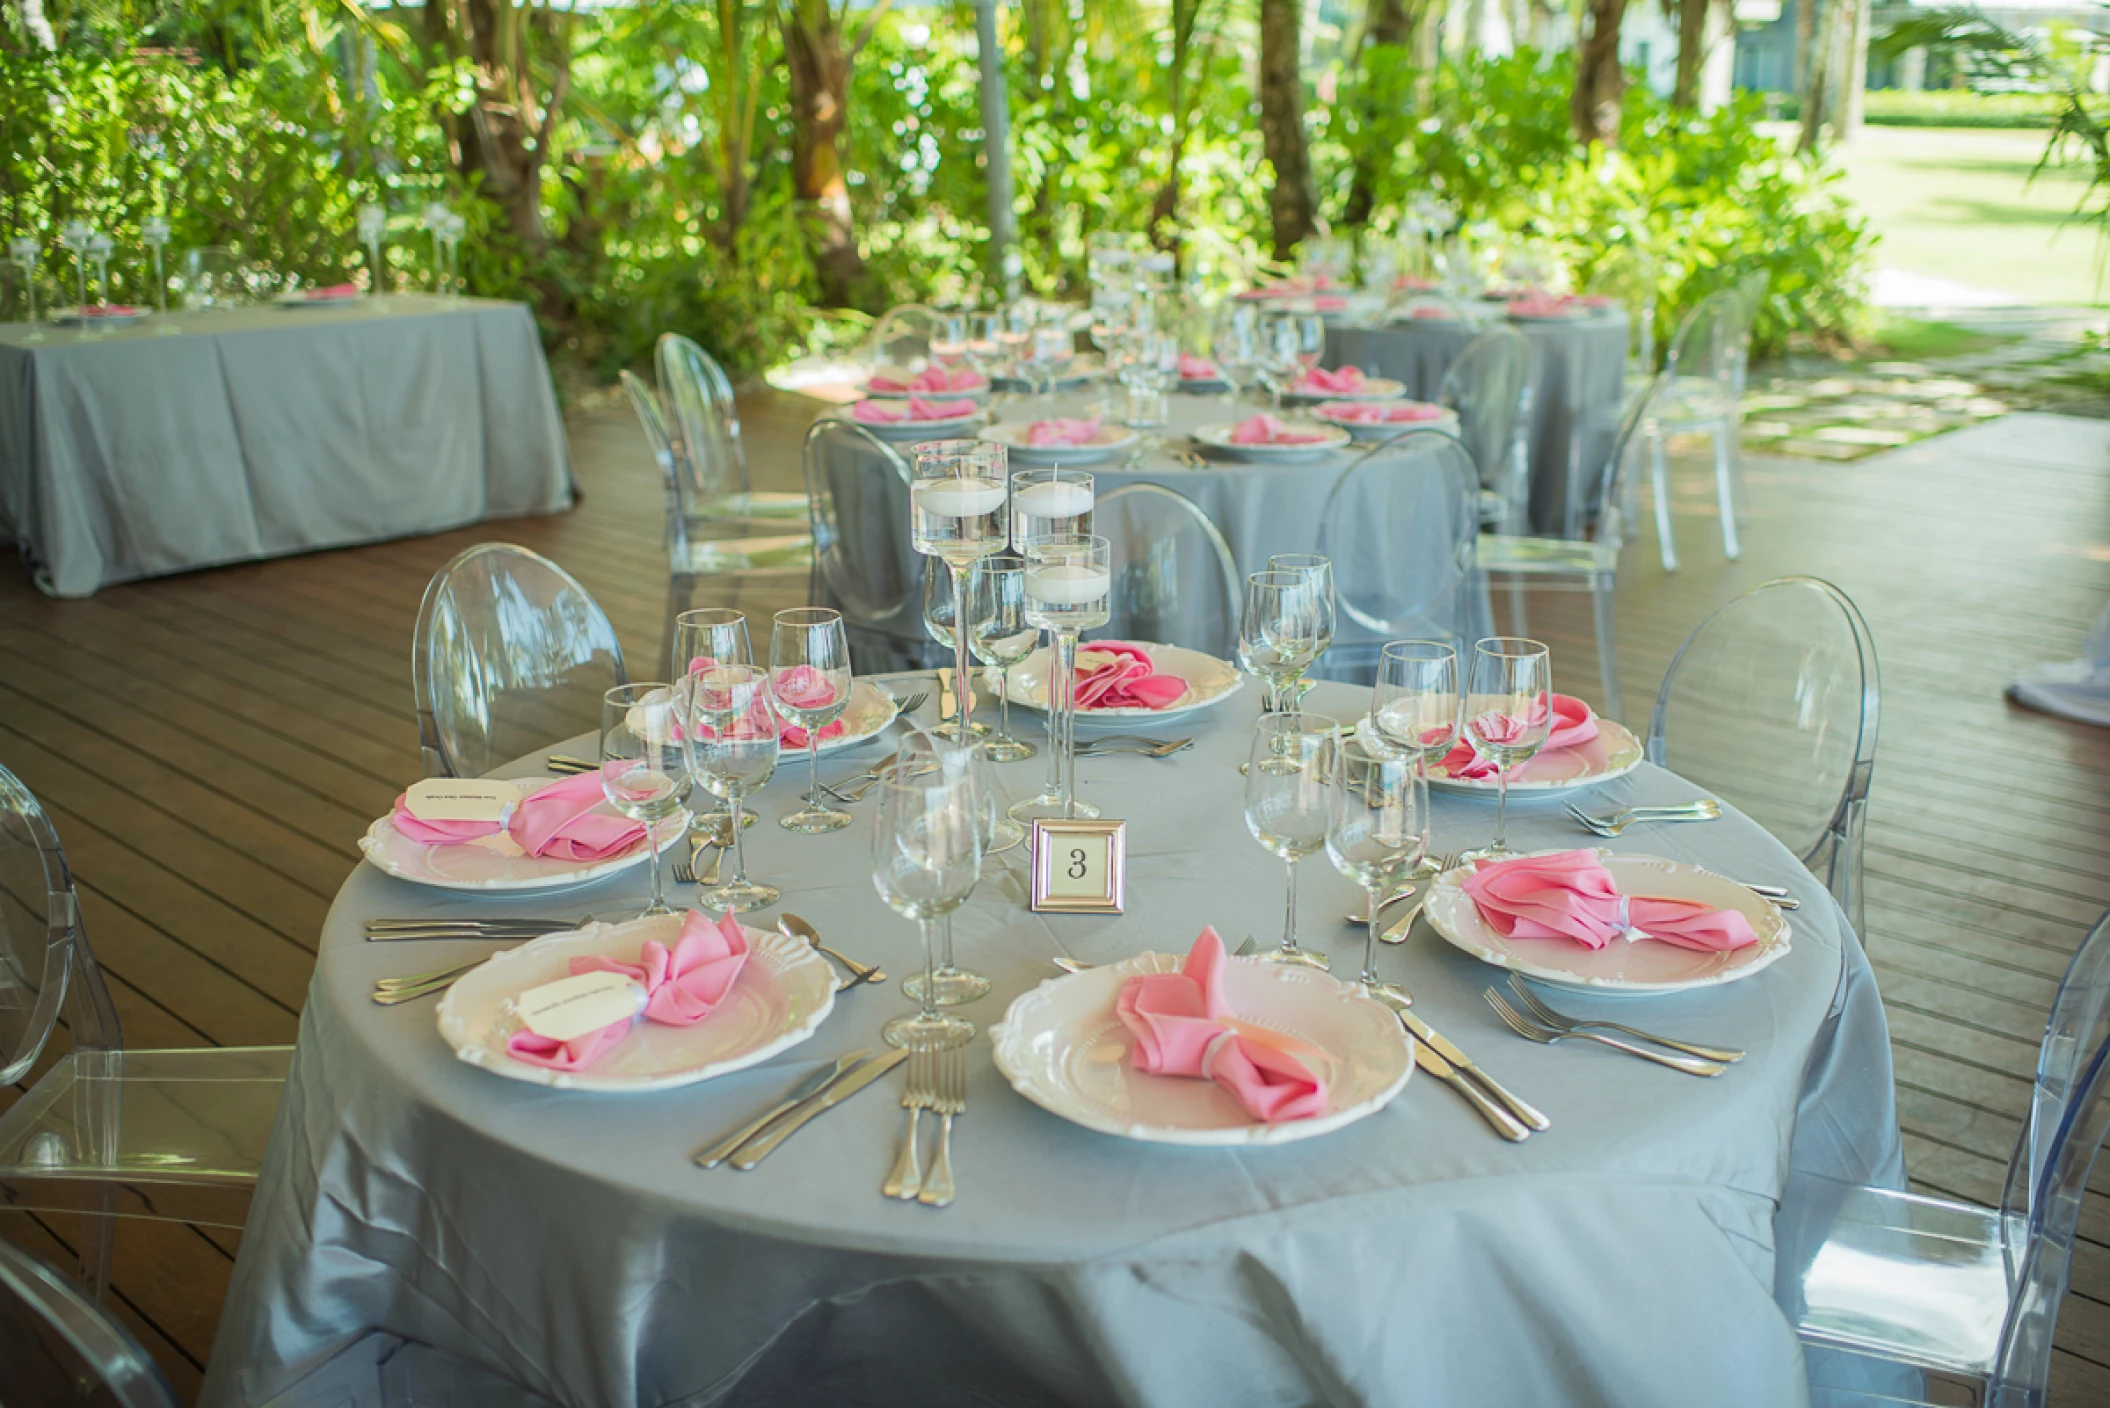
1294;365;1366;394
1311;295;1349;313
1229;414;1330;446
389;770;647;863
302;284;360;301
1440;693;1598;780
1318;399;1447;425
685;657;846;750
1072;642;1189;710
1462;850;1760;953
868;365;985;394
1580;294;1615;310
80;304;140;317
1115;927;1329;1123
1026;415;1104;447
1409;305;1453;320
851;396;976;424
1393;275;1436;292
1508;294;1578;318
1178;353;1220;380
507;910;753;1070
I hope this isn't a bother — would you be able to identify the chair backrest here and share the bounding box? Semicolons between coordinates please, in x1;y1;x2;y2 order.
864;303;945;370
413;544;629;779
1094;483;1240;657
619;369;684;558
0;1239;178;1408
801;418;939;670
1580;372;1664;555
1586;246;1658;370
0;766;119;1087
1317;429;1480;644
1730;268;1770;394
1664;288;1744;390
1437;326;1532;495
1645;576;1879;934
655;333;750;521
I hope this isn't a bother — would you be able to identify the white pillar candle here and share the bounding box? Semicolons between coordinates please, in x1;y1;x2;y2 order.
1026;563;1111;605
913;476;1007;517
1015;480;1094;517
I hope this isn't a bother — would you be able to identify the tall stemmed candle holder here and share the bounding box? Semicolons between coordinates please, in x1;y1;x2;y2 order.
59;222;91;315
357;203;387;303
10;239;44;342
910;439;1011;756
141;218;172;322
1007;468;1094;820
422;202;449;294
87;234;112;312
1018;534;1112;822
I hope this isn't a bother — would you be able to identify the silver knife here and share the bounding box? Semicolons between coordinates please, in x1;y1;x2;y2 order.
1395;1005;1550;1132
695;1050;872;1168
728;1048;910;1169
1408;1030;1531;1141
936;667;956;725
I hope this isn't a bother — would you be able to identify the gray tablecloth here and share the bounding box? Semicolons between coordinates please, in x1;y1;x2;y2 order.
1327;312;1629;536
0;295;573;596
204;678;1902;1408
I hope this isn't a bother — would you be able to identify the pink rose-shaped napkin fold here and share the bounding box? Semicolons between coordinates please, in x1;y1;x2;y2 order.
1228;414;1331;446
1071;642;1189;710
1114;927;1329;1123
390;770;647;863
1316;399;1448;425
1462;850;1759;953
1295;365;1366;394
1177;353;1220;380
1026;415;1104;447
504;1022;631;1073
685;657;846;750
1440;693;1598;781
868;365;985;394
507;911;754;1070
851;396;976;424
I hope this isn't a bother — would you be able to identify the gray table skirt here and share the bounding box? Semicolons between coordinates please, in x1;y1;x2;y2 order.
0;295;574;596
204;677;1902;1408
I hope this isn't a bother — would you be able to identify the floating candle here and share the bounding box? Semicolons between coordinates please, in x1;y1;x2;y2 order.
1026;563;1112;606
1014;480;1094;518
913;476;1007;517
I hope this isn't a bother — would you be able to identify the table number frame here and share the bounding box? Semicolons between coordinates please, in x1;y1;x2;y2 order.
1028;819;1128;915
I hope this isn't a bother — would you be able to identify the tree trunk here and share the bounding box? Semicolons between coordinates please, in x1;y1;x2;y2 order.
1673;0;1708;109
1258;0;1317;257
1794;0;1821;152
16;0;54;49
425;0;569;255
1836;0;1870;139
782;1;863;306
1342;0;1419;230
1569;0;1628;147
1797;0;1848;154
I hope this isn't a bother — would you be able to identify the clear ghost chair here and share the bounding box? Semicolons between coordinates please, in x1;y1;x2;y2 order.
1315;428;1482;679
1647;289;1749;571
1437;326;1534;533
1645;576;1878;936
413;542;628;778
1476;375;1662;721
1729;268;1771;529
653;334;813;526
0;1239;180;1406
1094;483;1240;657
0;764;293;1301
862;303;947;371
802;417;944;673
1777;906;2110;1408
1585;246;1659;379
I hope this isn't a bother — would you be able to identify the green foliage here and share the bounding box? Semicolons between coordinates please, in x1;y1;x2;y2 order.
1860;89;2061;128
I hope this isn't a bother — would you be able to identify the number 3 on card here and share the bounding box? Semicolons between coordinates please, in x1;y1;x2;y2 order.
1029;819;1128;915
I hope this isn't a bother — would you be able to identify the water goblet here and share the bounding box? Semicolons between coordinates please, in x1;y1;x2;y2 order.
9;239;44;342
921;567;990;742
930;311;968;364
1371;640;1460;877
872;752;983;1051
899;734;999;1009
600;683;689;919
965;311;1005;378
684;663;782;913
968;554;1038;764
1211;302;1260;405
1256;314;1304;410
911;439;1010;751
1328;736;1426;1006
1238;569;1324;723
673;608;752;835
1268;553;1335;701
1460;637;1553;861
1244;712;1338;970
1012;533;1111;823
771;607;854;833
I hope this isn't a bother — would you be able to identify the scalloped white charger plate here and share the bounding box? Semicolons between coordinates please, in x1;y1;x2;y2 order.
987;642;1244;720
978;421;1141;466
1425;717;1646;796
358;810;687;893
435;914;837;1091
991;951;1413;1146
1283;376;1407;404
1192;421;1352;461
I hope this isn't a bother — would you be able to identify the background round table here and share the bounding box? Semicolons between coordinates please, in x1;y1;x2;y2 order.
205;677;1903;1408
1327;308;1629;536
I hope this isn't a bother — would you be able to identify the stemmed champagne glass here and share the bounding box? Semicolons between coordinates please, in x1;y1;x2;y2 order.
968;553;1039;764
1461;637;1553;861
1238;570;1324;721
898;733;997;1009
872;749;984;1050
1015;534;1111;822
1328;736;1425;1007
1370;640;1460;878
1268;553;1334;705
1244;713;1338;970
921;567;989;741
683;663;781;912
600;683;689;919
911;439;1010;754
770;607;853;834
674;607;753;838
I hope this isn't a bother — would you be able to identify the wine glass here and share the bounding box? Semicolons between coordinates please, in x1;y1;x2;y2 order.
921;566;990;742
1268;553;1334;704
1238;570;1324;721
771;607;854;834
968;553;1039;764
872;750;983;1050
683;663;782;913
997;303;1034;388
1211;302;1260;405
9;239;43;343
898;734;1000;1010
966;311;1005;378
59;222;91;315
1286;310;1327;369
1371;640;1460;878
1461;637;1553;861
140;218;172;321
599;683;689;919
1328;735;1426;1007
1013;534;1111;822
1256;314;1303;411
930;311;967;364
1244;713;1338;970
911;439;1010;752
674;608;753;837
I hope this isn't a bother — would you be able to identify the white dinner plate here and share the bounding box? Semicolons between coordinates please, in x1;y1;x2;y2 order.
1191;421;1352;461
435;914;837;1091
51;307;145;326
1425;717;1645;796
988;642;1244;719
358;810;687;893
979;421;1141;466
845;410;988;443
1283;376;1407;405
858;363;991;400
1421;849;1793;996
276;292;363;309
1311;403;1460;441
990;951;1413;1146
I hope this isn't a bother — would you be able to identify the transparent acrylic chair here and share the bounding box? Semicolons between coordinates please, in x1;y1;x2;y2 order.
1777;906;2110;1408
653;334;814;526
1316;428;1481;680
1095;483;1241;657
1728;268;1772;530
1648;288;1750;570
862;303;946;371
0;1238;179;1406
0;764;293;1301
412;542;629;779
1437;326;1534;533
1645;576;1878;936
802;418;943;673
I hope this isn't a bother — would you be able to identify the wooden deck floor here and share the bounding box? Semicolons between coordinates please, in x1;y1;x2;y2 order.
3;390;2109;1403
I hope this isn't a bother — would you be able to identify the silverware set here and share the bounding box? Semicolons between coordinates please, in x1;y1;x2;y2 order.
695;1047;909;1171
1389;998;1547;1142
883;1046;966;1207
1072;734;1192;759
1565;798;1719;837
779;914;886;989
1484;985;1732;1077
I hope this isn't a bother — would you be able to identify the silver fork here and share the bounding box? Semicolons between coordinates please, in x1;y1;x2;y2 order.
371;960;492;1004
918;1047;965;1208
1506;977;1744;1063
883;1049;938;1200
893;691;930;718
1564;799;1721;837
1073;736;1193;758
1484;990;1727;1076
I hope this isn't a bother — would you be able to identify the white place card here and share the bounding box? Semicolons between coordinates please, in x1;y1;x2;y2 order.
514;971;648;1043
403;778;525;823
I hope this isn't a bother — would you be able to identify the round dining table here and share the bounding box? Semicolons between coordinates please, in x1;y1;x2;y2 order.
204;675;1902;1408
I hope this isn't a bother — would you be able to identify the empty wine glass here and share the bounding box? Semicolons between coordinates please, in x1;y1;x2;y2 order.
1013;533;1111;822
1371;640;1459;877
872;749;983;1050
1328;736;1425;1006
1238;570;1324;721
1212;302;1260;404
931;311;968;363
1256;314;1303;410
684;663;781;913
922;566;989;742
1245;712;1338;970
967;554;1039;764
1461;637;1553;861
674;608;752;836
900;734;999;1010
140;218;172;321
911;439;1010;750
966;311;1005;378
771;607;854;834
1268;553;1334;702
600;683;688;919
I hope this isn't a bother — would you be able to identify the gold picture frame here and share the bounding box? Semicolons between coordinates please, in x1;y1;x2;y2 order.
1028;819;1128;915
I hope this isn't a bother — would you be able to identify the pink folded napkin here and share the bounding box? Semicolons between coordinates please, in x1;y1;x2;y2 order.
80;304;140;317
1311;295;1349;312
1317;399;1448;425
686;657;846;750
1228;414;1331;446
1410;305;1453;320
1441;693;1598;780
508;910;753;1070
868;365;985;394
1580;294;1614;310
1072;642;1189;710
1295;365;1366;394
389;770;647;863
1392;275;1436;292
1177;353;1220;380
1508;294;1579;318
1115;928;1330;1122
1462;850;1760;953
851;396;976;424
302;284;359;301
1026;415;1104;447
